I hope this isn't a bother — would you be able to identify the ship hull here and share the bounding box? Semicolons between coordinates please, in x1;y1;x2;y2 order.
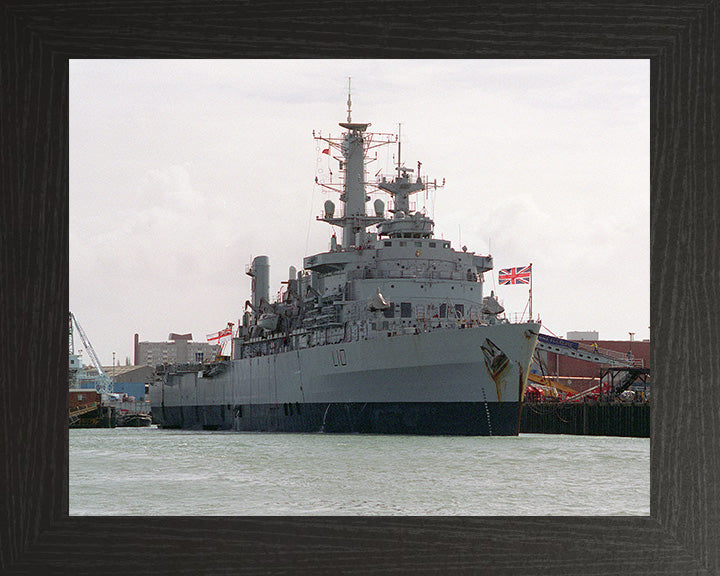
150;322;539;436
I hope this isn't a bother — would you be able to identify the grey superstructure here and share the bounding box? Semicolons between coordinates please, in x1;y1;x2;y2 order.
150;98;540;435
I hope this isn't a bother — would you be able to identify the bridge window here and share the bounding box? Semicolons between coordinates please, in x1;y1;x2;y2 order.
383;303;395;318
384;241;392;246
400;302;412;318
429;242;436;248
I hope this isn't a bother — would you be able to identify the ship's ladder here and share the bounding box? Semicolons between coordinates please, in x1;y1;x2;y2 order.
415;305;429;331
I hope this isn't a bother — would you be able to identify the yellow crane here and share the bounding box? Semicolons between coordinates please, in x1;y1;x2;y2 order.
526;372;578;397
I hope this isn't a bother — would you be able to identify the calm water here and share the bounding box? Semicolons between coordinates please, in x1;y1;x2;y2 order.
70;427;649;516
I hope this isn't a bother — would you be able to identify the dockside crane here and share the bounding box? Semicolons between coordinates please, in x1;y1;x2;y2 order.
69;312;80;388
69;312;114;396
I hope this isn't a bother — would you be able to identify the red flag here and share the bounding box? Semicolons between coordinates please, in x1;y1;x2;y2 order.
207;324;233;343
322;148;330;155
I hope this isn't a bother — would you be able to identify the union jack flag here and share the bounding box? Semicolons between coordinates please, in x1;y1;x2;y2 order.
498;265;532;285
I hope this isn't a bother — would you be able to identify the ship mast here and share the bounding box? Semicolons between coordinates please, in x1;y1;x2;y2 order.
314;79;390;249
346;77;352;123
313;82;444;248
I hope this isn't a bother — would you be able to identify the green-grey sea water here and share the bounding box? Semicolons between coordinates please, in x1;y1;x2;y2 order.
70;427;649;516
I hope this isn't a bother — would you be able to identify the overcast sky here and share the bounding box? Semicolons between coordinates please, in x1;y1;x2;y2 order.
70;59;649;366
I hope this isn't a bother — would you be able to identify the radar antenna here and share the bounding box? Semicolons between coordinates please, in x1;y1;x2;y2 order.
346;77;352;123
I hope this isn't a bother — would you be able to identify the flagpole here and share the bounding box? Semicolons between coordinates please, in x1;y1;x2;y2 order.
229;322;234;360
529;263;533;320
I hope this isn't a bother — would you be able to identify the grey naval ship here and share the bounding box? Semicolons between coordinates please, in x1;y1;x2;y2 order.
150;98;540;436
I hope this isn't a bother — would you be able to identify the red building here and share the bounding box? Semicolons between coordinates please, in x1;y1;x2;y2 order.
535;339;650;393
69;389;101;409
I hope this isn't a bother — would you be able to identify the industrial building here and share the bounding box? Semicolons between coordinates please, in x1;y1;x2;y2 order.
76;364;154;400
133;332;219;367
533;332;650;394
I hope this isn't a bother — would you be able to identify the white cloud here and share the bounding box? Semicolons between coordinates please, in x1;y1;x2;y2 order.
70;59;649;364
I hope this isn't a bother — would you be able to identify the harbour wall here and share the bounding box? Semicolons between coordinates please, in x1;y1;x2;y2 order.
520;401;649;437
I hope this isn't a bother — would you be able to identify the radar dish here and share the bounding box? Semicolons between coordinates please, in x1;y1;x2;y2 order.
339;122;370;132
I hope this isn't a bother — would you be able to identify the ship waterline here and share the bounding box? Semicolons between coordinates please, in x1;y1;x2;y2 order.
155;401;523;436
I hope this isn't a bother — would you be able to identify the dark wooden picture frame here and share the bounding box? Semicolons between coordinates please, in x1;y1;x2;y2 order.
1;2;718;574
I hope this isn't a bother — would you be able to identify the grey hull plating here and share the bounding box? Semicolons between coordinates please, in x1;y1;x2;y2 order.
151;324;538;436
